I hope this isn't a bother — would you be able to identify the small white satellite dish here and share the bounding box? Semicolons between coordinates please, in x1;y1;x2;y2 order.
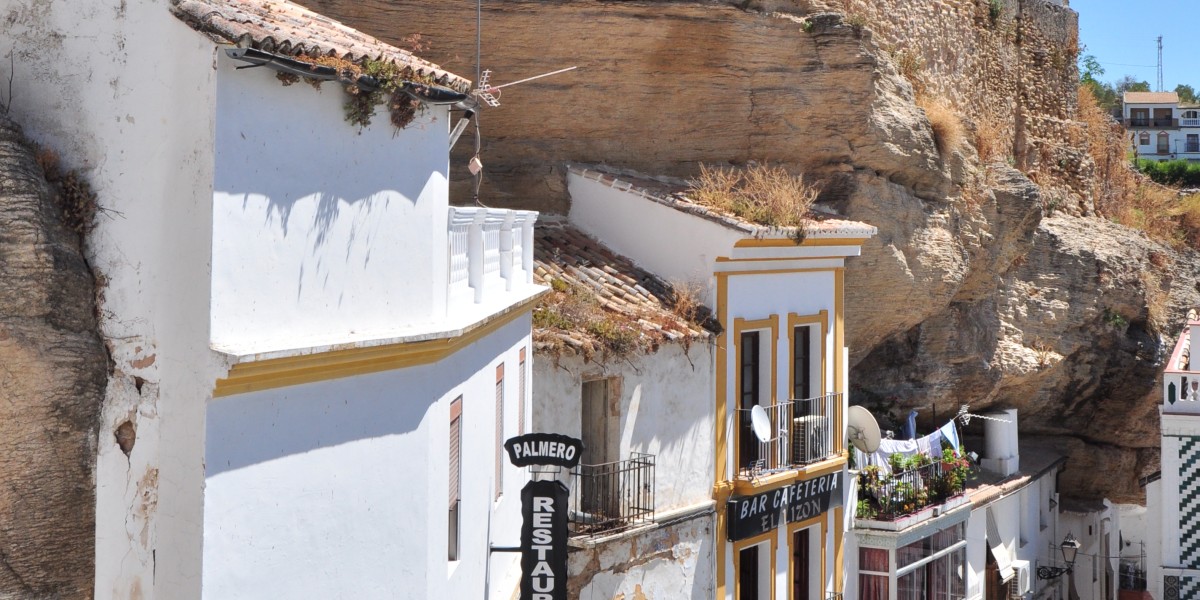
750;405;772;443
847;405;882;453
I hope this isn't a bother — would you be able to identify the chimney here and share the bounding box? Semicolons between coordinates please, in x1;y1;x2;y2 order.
980;408;1019;477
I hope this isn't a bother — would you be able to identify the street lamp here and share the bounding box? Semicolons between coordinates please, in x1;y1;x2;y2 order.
1037;533;1081;580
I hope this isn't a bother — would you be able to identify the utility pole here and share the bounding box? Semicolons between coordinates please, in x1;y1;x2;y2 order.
1157;36;1164;92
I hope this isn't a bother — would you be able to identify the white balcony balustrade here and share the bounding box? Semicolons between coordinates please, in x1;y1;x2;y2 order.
448;207;538;311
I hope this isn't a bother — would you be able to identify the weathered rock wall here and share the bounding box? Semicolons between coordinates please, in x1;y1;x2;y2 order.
0;116;106;598
312;0;1200;502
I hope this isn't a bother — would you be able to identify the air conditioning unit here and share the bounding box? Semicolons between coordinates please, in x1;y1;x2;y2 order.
1011;559;1032;596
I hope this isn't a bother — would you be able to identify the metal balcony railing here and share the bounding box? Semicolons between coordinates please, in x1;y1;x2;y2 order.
568;453;655;537
737;393;842;477
858;461;965;521
825;593;844;600
1126;117;1179;128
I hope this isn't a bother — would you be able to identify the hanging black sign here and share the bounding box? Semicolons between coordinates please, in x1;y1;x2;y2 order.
520;479;569;600
505;433;584;468
726;471;844;541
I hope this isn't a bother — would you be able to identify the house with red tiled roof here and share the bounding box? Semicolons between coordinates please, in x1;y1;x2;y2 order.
1122;91;1200;160
531;164;875;598
2;0;543;598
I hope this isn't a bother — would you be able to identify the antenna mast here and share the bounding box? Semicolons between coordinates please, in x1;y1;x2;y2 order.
1157;35;1164;92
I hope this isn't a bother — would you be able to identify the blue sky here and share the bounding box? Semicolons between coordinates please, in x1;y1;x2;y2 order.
1076;0;1199;90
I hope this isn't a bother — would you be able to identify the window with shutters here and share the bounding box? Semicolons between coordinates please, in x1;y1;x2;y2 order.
518;348;527;435
496;364;505;500
448;396;462;561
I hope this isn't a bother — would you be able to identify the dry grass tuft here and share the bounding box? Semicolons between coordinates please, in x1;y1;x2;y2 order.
1076;84;1196;246
973;117;1006;163
688;163;817;229
917;95;964;156
533;280;644;362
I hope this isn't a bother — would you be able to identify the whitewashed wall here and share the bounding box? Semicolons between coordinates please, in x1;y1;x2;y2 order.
0;2;219;598
204;315;532;600
567;172;742;306
211;54;452;353
569;513;716;599
533;342;716;511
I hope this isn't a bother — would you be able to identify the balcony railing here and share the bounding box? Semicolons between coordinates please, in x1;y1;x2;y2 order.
447;207;537;308
1119;563;1147;591
857;460;968;522
1183;119;1200;127
1126;117;1179;128
737;393;842;477
825;593;844;600
568;453;655;537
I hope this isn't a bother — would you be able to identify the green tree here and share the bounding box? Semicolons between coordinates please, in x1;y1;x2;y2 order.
1080;54;1105;85
1176;84;1197;104
1116;75;1151;95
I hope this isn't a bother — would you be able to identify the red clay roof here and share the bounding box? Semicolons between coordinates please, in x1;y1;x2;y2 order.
1123;91;1179;104
170;0;471;92
533;220;715;355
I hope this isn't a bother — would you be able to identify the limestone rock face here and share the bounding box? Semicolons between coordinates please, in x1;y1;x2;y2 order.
0;115;106;597
313;0;1200;502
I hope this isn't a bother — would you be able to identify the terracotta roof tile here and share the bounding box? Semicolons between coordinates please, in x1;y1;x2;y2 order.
1123;91;1179;104
170;0;471;92
533;220;716;355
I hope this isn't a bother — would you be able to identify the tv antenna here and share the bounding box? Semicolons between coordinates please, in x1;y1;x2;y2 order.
474;66;578;108
955;405;1012;426
1157;35;1164;92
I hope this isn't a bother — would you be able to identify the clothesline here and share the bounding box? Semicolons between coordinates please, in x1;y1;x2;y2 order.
854;419;963;475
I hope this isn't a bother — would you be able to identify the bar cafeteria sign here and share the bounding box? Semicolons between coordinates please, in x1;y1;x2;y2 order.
726;471;844;541
506;433;582;600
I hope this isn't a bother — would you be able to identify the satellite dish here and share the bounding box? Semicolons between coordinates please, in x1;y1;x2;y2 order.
750;405;772;443
847;406;882;453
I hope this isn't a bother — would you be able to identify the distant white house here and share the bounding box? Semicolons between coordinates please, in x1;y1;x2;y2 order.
1122;91;1200;161
1135;309;1200;600
3;0;542;598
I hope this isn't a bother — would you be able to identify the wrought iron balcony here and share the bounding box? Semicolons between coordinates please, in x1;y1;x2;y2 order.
737;393;842;478
568;453;655;537
1125;117;1179;128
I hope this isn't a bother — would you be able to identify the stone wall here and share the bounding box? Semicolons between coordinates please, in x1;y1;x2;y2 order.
567;510;715;600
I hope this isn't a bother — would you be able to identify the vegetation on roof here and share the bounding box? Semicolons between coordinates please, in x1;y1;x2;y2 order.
533;278;715;363
686;163;817;234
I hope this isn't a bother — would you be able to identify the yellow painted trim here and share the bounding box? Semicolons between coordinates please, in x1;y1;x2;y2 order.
787;311;829;400
730;456;848;496
731;314;780;477
732;528;778;600
720;266;842;277
734;237;870;248
213;296;539;397
714;272;730;600
833;506;845;594
786;513;829;600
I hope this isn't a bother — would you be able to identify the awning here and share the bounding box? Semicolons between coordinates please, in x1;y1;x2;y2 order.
986;507;1015;582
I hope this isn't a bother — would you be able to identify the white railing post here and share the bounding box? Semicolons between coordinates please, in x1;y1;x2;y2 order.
469;210;486;304
500;212;515;291
522;214;535;284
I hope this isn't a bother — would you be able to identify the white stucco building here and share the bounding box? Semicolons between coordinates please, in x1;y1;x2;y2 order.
1136;309;1200;600
558;164;876;600
845;410;1092;600
3;0;542;597
1123;91;1200;161
530;217;719;598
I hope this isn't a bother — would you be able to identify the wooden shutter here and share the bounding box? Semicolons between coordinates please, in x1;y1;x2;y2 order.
518;348;526;435
495;364;504;499
449;396;462;507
